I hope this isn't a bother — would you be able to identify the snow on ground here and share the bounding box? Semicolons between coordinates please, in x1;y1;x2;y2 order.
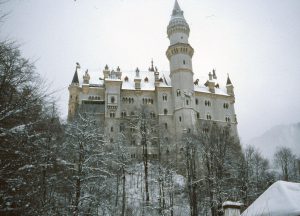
125;163;189;216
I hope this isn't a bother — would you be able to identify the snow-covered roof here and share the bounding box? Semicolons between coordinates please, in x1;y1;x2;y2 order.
121;70;170;91
241;181;300;216
76;68;104;86
74;67;229;96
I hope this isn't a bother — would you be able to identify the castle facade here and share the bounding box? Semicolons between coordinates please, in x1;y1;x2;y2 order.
68;0;238;158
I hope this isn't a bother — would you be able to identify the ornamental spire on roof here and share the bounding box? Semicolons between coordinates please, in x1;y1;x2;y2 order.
171;0;184;19
226;74;232;85
71;62;80;84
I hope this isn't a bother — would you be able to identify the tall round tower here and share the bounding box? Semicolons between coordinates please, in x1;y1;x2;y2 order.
166;0;195;136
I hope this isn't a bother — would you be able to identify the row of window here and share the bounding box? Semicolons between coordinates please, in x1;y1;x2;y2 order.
88;96;101;100
142;98;154;104
122;97;134;103
112;110;231;122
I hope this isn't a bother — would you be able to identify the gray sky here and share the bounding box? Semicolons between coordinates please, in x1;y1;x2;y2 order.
1;0;300;143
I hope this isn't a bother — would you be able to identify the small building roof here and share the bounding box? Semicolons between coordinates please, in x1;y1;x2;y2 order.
241;181;300;216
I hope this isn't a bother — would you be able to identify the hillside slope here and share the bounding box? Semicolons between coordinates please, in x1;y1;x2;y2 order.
248;122;300;160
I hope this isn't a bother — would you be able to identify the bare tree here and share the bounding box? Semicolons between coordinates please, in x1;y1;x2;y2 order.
274;146;297;181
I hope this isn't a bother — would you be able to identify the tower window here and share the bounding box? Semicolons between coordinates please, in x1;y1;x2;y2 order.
177;89;181;97
164;109;168;115
225;117;231;123
183;60;186;65
150;112;155;118
206;114;212;120
164;123;168;130
120;123;125;132
186;100;189;105
163;94;167;101
179;116;182;122
121;111;127;118
111;96;115;103
110;126;114;132
197;112;200;119
195;98;199;105
110;112;115;118
205;100;211;107
223;103;229;109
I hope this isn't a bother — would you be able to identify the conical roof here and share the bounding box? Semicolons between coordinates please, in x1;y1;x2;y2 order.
226;75;232;85
71;70;79;84
171;0;184;19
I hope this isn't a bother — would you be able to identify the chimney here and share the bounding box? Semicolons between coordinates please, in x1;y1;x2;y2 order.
223;201;242;216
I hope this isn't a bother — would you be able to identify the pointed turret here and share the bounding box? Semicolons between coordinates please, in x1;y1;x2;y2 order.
71;63;80;85
172;0;184;19
226;75;232;85
226;74;234;96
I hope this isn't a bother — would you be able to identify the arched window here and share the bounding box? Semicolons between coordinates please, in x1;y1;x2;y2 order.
164;123;168;130
110;126;114;132
110;112;115;118
197;112;200;119
195;98;198;105
177;89;181;97
163;94;167;101
111;96;115;103
179;116;182;122
186;100;189;105
206;114;212;120
164;109;168;115
183;60;186;65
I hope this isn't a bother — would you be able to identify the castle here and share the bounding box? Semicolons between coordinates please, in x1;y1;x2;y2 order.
68;0;238;158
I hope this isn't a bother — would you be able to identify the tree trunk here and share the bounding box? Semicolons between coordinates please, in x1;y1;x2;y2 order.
121;167;126;216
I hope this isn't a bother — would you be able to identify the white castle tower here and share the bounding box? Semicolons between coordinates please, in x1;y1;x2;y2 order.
167;0;196;136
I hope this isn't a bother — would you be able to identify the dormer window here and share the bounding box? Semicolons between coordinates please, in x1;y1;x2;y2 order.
144;77;149;82
124;76;128;82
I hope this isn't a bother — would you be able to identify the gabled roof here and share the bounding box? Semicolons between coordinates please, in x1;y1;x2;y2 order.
241;181;300;216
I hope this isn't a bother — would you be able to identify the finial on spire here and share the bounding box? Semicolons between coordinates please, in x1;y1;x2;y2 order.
149;59;155;72
135;67;140;77
212;68;217;79
71;62;80;84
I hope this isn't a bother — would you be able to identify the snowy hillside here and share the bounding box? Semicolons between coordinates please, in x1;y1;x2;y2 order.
247;122;300;159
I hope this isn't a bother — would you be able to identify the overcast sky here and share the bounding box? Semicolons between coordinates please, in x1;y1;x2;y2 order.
1;0;300;143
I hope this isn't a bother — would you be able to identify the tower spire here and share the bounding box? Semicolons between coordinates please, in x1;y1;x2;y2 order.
71;62;80;84
172;0;184;18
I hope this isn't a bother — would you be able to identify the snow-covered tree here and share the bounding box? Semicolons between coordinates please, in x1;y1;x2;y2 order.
62;113;126;215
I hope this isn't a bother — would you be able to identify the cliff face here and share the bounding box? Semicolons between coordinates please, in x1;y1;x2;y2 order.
248;122;300;159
